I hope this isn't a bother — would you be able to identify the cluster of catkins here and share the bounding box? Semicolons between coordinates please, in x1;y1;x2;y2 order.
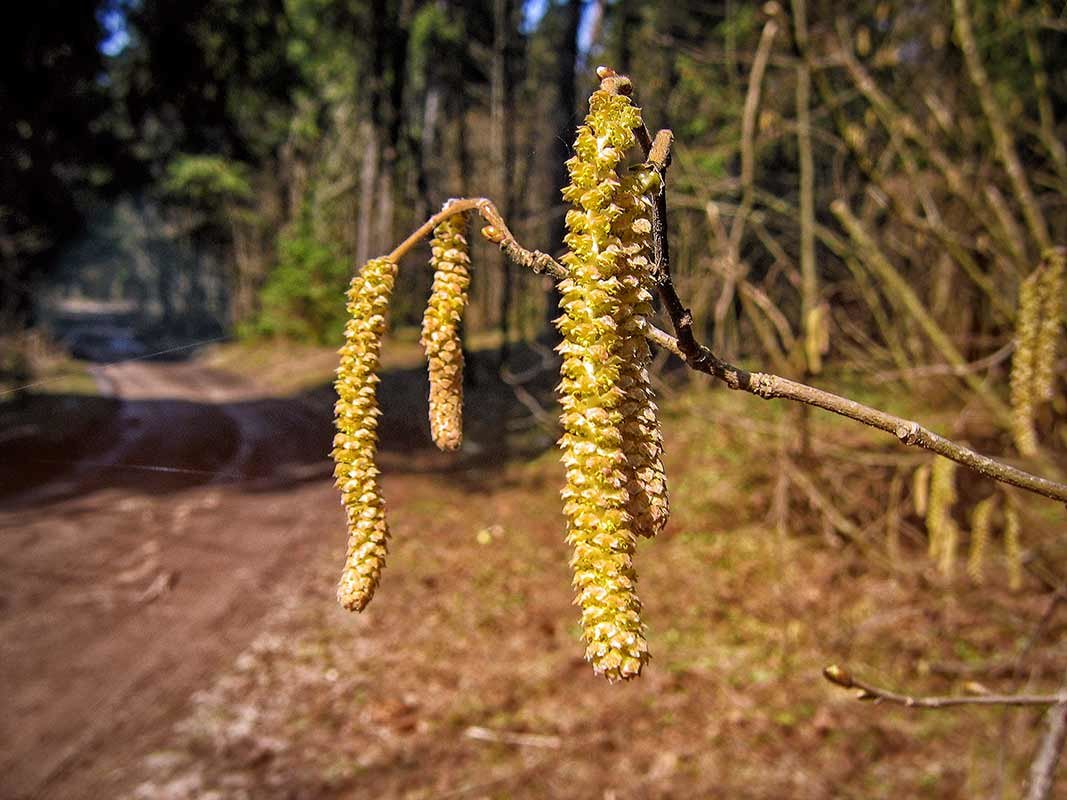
912;459;1023;587
331;79;669;682
332;208;472;612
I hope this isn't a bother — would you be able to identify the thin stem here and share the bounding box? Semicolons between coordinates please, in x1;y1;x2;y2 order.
823;664;1067;709
1027;671;1067;800
388;197;487;261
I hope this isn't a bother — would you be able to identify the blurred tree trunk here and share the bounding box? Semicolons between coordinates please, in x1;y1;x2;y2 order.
542;0;582;339
357;0;388;267
376;4;411;261
617;0;638;74
493;0;518;361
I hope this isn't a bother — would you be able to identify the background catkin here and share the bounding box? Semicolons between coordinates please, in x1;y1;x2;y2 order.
333;256;397;612
614;167;669;539
926;456;958;574
1010;265;1043;456
912;463;930;517
557;87;650;682
1033;247;1065;403
1003;504;1023;591
421;211;472;451
966;495;996;583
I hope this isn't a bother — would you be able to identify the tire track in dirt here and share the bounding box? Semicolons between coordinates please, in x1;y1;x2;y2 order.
0;359;339;799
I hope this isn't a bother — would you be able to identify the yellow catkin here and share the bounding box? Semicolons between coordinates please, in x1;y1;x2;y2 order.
912;463;930;518
939;520;959;578
557;85;650;682
804;304;830;375
926;456;957;572
966;495;996;583
333;256;397;612
1033;247;1065;403
1003;504;1023;591
421;210;472;451
614;166;669;538
1011;266;1043;456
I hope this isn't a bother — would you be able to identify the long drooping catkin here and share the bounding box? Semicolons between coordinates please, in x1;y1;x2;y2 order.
614;167;669;539
421;211;472;451
1004;504;1023;591
1033;247;1064;403
966;495;996;583
927;456;958;575
1011;266;1044;456
333;257;397;612
557;87;650;682
912;463;930;517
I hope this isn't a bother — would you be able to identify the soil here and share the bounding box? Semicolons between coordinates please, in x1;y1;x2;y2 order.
0;359;336;799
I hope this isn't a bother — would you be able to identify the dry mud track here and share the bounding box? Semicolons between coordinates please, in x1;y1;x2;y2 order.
0;360;339;799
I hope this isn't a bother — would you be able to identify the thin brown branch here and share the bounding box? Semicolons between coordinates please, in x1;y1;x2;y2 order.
1027;671;1067;800
869;341;1014;384
823;664;1067;709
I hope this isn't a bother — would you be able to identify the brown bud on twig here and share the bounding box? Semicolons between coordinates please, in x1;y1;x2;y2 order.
823;664;855;688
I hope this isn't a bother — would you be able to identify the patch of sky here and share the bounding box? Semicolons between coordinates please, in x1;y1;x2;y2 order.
98;0;134;57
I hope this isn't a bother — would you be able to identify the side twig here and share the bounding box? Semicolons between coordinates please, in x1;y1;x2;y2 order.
1027;671;1067;800
823;664;1067;709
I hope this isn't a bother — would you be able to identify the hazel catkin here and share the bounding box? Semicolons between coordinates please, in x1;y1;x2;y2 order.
1033;247;1065;403
333;256;397;612
926;456;958;576
421;211;472;451
1011;266;1043;456
1004;504;1023;591
966;495;996;583
614;166;669;539
556;86;651;682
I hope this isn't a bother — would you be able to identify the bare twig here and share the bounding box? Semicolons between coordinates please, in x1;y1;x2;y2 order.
1026;671;1067;800
464;726;561;749
823;664;1067;709
869;341;1014;384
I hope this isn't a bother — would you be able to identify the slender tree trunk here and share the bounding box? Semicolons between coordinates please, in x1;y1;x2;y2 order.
356;122;380;267
492;0;517;361
356;0;388;266
543;0;582;339
617;0;638;75
376;4;410;263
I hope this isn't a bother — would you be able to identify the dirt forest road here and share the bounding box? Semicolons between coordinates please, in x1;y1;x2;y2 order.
0;359;340;799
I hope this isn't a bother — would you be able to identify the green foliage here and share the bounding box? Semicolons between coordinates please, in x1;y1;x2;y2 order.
164;154;254;208
252;207;350;343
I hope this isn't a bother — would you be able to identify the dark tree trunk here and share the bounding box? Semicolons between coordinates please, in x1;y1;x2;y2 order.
542;0;582;341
